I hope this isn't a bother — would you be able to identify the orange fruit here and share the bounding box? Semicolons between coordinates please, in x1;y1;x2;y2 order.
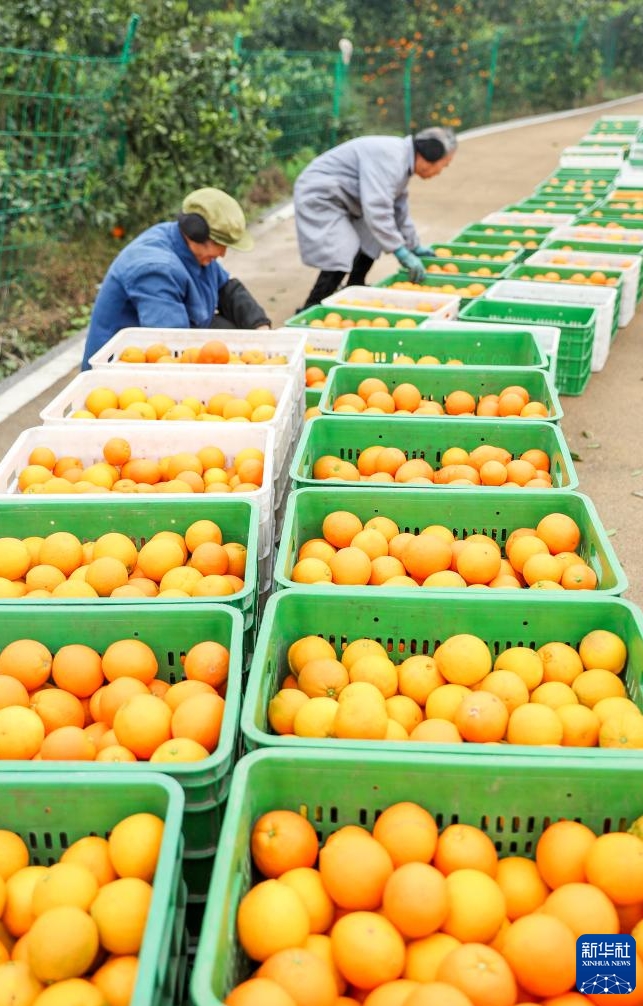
477;670;529;714
500;913;576;998
108;812;164;882
402;982;476;1005
454;690;509;742
90;876;153;954
584;833;643;905
98;677;149;728
90;955;138;1006
101;639;158;684
30;688;85;734
322;512;363;549
39;725;96;761
225;977;299;1005
404;932;461;983
320;828;393;910
329;547;372;585
237;878;310;962
0;676;29;710
38;532;84;576
280;869;334;935
372;802;438;867
382;862;448;938
397;656;445;706
0;706;45;759
434;634;492;686
171;692;225;751
31;862;98;916
257;947;337;1006
251;811;319;879
60;836;117;887
556;703;600;747
537;641;584;685
0;831;29;882
401;535;452;581
113;694;171;759
506;703;564;745
442;869;505;942
541;881;619;937
535;820;597;888
434;824;498;877
182;640;229;688
27;905;99;982
495;856;549;919
436;942;517;1006
493;647;543;691
0;639;52;691
578;629;627;674
535;513;581;554
51;644;104;698
330;911;406;991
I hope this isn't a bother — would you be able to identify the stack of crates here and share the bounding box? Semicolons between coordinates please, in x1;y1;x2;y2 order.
189;113;643;1006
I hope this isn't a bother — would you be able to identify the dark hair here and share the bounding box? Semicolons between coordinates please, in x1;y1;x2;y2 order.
177;211;210;244
413;126;458;163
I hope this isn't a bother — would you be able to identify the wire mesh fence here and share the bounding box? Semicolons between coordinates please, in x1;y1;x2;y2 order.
0;16;138;291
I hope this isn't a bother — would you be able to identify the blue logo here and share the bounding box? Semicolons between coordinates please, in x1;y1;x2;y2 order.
576;935;637;995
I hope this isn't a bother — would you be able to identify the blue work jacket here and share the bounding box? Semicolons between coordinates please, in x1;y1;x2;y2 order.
81;222;229;369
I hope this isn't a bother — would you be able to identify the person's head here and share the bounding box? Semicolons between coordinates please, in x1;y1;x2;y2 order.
413;127;458;179
177;187;254;266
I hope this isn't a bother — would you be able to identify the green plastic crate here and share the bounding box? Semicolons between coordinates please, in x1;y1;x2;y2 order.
510;196;599;212
459;298;595;396
318;363;563;421
337;324;550;370
543;237;643;300
504;263;623;339
0;603;244;897
0;771;186;1006
543;167;619;184
452;222;555;245
374;269;497;305
579;208;643;226
0;497;259;625
273;486;627;594
284;304;429;330
438;231;536;251
290;414;578;490
428;241;524;263
242;590;643;757
305;388;322;410
190;746;643;1005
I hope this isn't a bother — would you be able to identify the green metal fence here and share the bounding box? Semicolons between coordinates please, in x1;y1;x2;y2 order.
238;9;643;160
0;16;138;290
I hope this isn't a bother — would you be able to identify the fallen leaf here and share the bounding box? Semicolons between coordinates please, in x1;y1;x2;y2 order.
581;430;594;439
571;451;583;462
606;529;617;537
631;469;643;477
633;491;643;499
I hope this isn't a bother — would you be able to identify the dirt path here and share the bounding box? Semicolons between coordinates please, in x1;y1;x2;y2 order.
2;96;643;604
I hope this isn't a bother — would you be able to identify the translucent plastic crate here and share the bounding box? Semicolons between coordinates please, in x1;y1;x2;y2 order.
485;279;617;372
0;422;277;556
527;246;640;325
483;210;577;227
505;262;624;339
87;327;308;386
559;145;625;168
39;365;298;475
322;284;460;320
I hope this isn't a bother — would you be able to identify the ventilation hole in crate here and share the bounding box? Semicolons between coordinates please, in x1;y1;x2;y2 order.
511;817;521;833
435;813;445;830
44;833;53;850
329;807;338;823
541;817;552;831
479;815;490;833
27;832;39;850
385;638;394;653
508;840;519;854
359;808;369;826
312;805;324;823
373;617;379;624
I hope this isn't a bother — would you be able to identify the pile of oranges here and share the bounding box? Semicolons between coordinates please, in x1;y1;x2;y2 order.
516;270;618;287
311;444;556;489
268;627;641;748
224;803;643;1004
0;811;164;1005
16;440;265;496
388;280;489;298
117;338;288;366
67;385;278;424
344;349;466;365
329;378;550;419
306;367;329;390
331;296;445;314
0;519;247;599
290;509;598;592
433;246;517;262
307;313;420;330
424;261;499;277
0;634;229;763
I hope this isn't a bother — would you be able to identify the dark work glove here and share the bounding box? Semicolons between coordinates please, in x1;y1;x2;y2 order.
394;246;427;283
414;244;437;259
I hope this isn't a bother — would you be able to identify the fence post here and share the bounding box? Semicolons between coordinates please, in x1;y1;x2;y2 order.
330;52;344;147
117;15;140;169
230;31;243;124
484;30;504;124
403;50;416;133
572;14;588;50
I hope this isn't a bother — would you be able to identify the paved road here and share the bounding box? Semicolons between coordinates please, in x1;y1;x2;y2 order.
1;95;642;605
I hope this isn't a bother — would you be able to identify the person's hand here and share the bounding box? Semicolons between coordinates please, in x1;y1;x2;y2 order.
394;246;426;284
414;244;437;259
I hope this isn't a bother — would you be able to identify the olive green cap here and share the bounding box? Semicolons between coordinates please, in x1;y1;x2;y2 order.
181;187;254;251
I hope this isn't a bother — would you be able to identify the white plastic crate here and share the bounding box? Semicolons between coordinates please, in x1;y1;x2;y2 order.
88;327;307;386
484;280;617;372
527;248;640;326
303;330;344;360
0;422;278;555
559;145;625;168
556;222;643;245
39;366;297;475
322;285;460;320
482;211;577;227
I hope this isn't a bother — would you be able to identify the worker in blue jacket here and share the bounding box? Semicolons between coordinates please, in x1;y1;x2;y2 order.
81;187;271;369
294;126;457;309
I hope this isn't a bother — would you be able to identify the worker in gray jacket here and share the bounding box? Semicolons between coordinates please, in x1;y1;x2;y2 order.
293;126;457;310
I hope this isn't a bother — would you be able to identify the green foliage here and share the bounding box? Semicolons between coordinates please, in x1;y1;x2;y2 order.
238;0;351;50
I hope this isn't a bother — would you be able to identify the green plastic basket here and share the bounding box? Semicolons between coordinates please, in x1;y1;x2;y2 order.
318;363;563;421
0;771;186;1006
285;304;429;330
452;222;555;245
504;263;623;339
543;167;620;184
190;746;643;1005
0;497;259;624
374;269;497;305
242;589;643;757
509;196;599;212
273;486;627;594
429;241;525;263
290;414;578;490
437;231;537;251
459;298;595;396
305;388;322;410
0;603;244;895
337;324;550;370
543;237;643;300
